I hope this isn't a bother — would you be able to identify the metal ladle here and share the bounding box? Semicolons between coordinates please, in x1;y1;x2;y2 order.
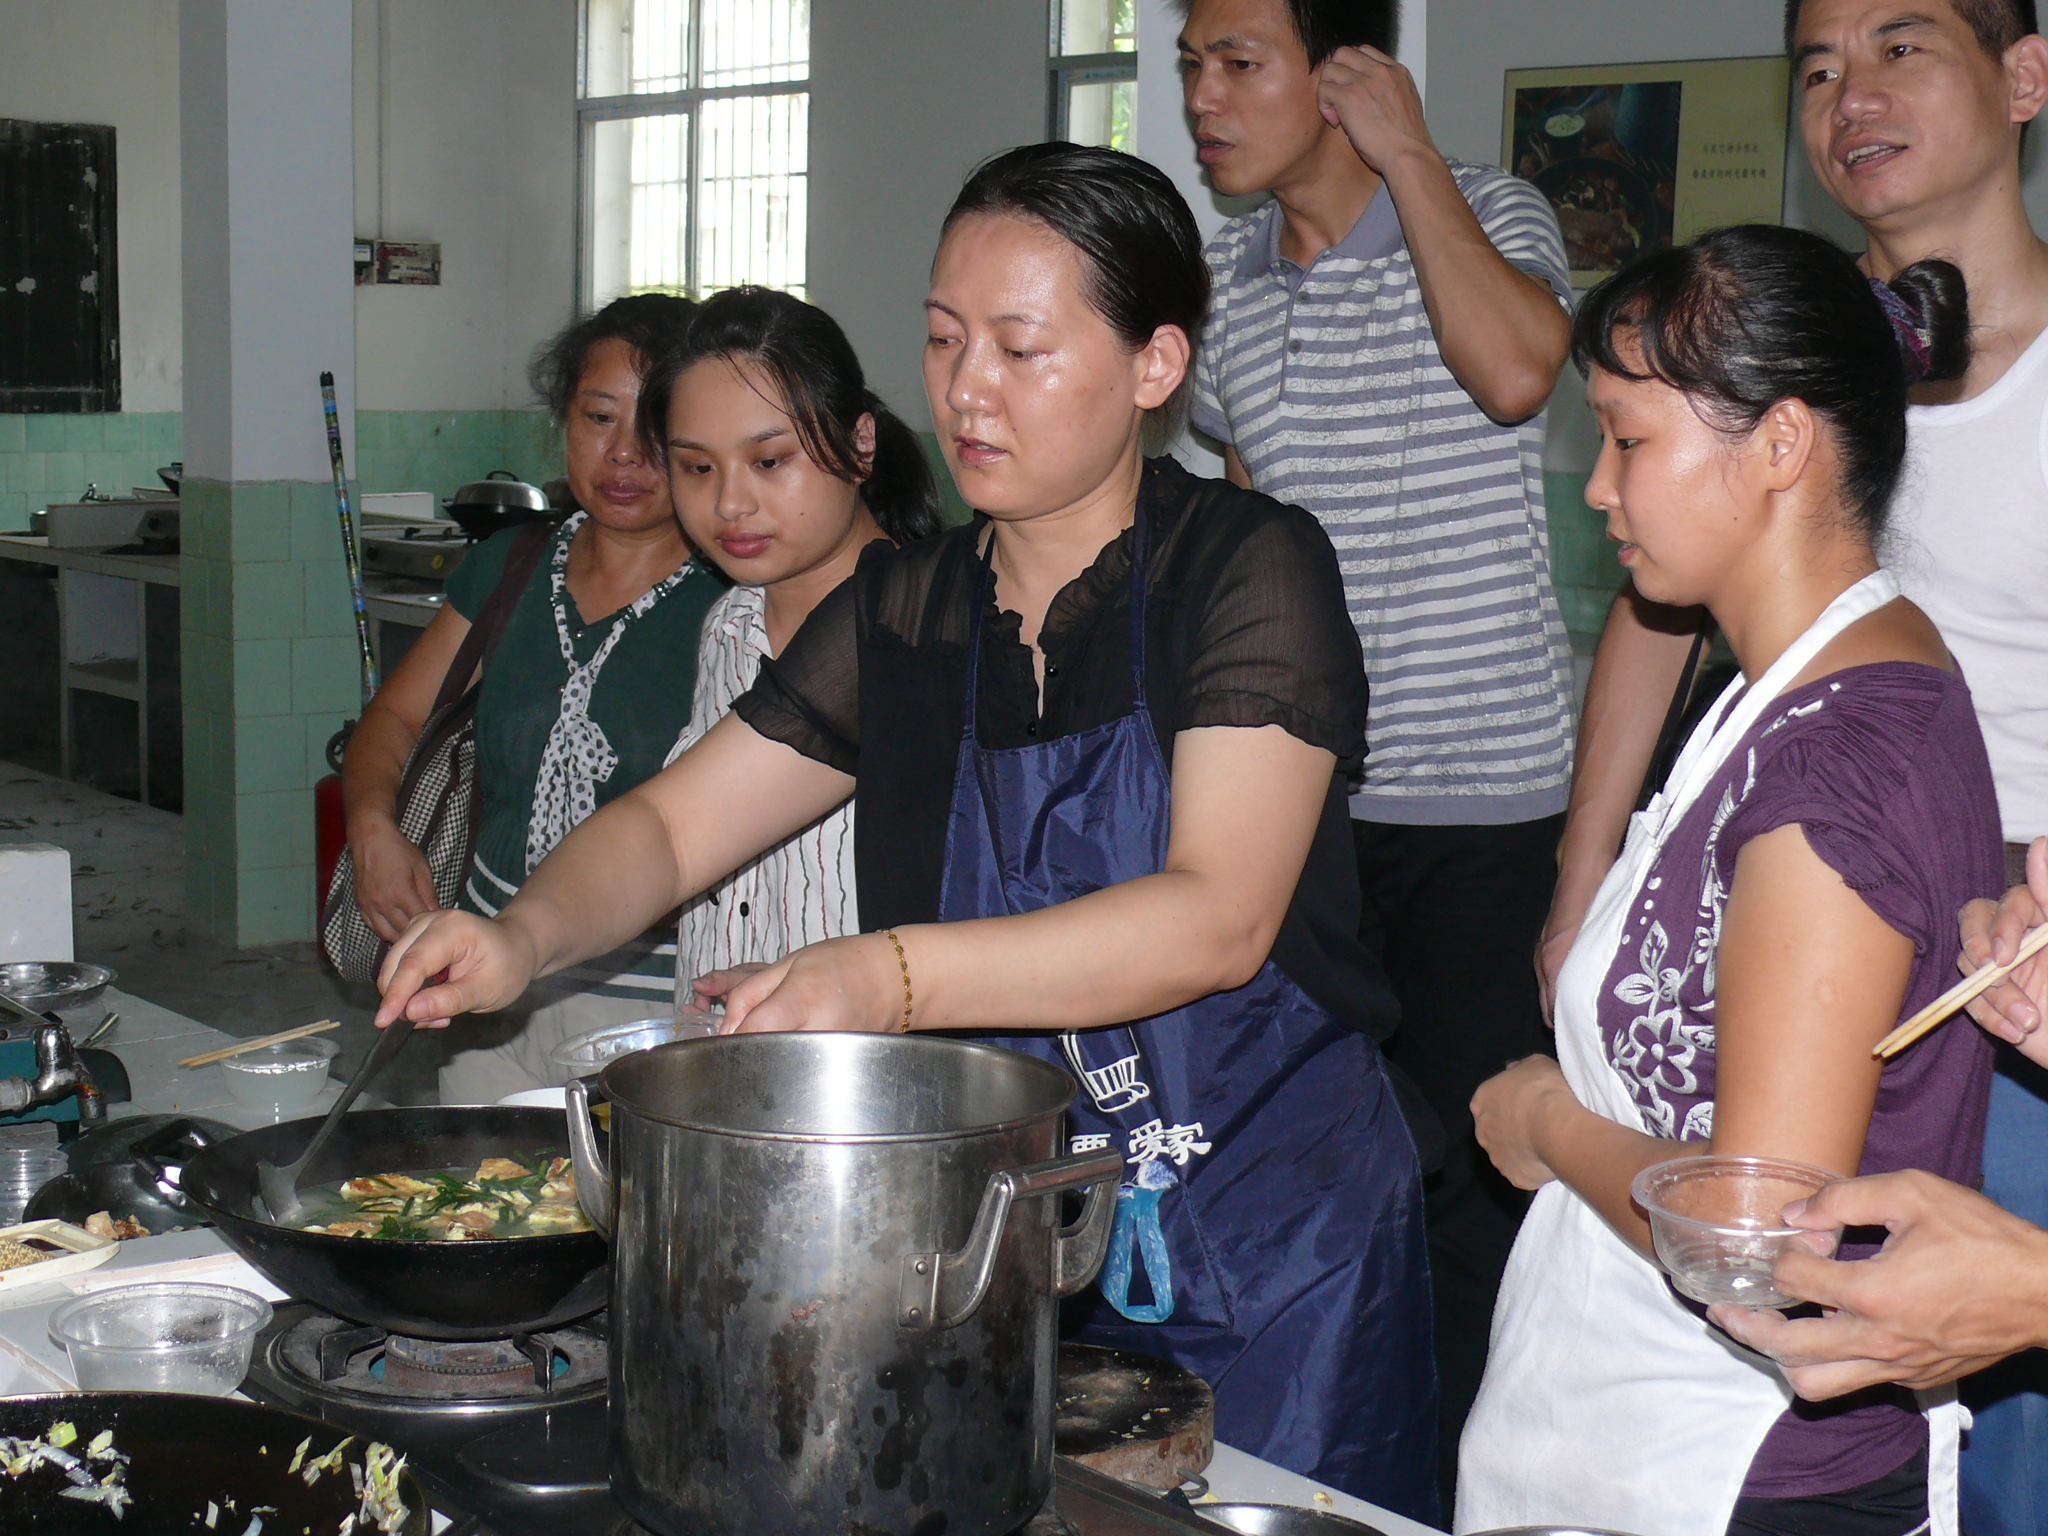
256;1015;418;1225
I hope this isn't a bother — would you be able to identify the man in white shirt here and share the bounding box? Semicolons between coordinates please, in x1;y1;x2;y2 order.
1549;4;2048;1527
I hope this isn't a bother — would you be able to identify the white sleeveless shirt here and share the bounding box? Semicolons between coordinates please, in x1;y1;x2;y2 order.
1892;326;2048;842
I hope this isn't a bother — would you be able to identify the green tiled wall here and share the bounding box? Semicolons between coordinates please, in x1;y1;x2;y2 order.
0;411;563;531
0;412;183;530
354;410;562;503
181;478;362;947
1544;470;1620;647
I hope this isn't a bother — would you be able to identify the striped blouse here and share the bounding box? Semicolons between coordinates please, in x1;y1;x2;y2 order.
658;582;859;1007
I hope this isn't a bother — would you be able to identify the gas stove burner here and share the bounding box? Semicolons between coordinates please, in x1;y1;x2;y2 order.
258;1303;608;1413
384;1332;563;1396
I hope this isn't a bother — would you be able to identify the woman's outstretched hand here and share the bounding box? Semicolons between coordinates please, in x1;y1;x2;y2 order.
687;962;770;1013
719;933;909;1035
375;910;539;1029
1960;836;2048;1064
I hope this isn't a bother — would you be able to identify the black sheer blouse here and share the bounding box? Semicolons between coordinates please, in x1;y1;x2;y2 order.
733;455;1398;1038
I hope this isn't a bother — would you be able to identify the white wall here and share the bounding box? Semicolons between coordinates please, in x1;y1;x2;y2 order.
1424;0;2048;471
182;0;357;482
0;0;184;412
805;0;1048;427
350;0;579;413
0;0;576;420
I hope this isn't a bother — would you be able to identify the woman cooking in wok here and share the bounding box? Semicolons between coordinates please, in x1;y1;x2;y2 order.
373;143;1437;1522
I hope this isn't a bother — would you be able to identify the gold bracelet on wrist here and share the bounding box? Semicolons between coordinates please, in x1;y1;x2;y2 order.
879;929;913;1033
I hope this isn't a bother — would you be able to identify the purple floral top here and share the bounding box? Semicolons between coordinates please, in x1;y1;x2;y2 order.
1597;663;2002;1499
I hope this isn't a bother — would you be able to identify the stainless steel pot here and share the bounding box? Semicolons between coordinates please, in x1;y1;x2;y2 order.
566;1032;1123;1536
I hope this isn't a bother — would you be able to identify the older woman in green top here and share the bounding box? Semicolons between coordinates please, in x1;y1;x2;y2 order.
341;295;724;1102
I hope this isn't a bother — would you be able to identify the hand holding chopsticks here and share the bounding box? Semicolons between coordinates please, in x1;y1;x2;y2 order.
1874;925;2048;1059
178;1020;341;1069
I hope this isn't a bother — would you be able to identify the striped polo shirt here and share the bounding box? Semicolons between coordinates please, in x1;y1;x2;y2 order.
1192;163;1577;826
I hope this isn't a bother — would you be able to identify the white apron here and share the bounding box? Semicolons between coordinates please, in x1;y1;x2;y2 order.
1457;570;1962;1536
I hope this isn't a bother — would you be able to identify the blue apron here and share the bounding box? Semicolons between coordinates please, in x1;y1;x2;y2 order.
937;508;1439;1521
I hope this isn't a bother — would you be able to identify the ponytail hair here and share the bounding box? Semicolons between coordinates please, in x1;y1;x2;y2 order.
639;286;945;545
1571;224;1970;541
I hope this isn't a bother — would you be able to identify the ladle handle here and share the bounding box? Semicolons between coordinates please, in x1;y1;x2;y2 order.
564;1078;612;1238
898;1148;1125;1331
298;1013;417;1176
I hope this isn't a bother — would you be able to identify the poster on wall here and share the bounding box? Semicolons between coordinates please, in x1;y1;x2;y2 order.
1501;56;1791;288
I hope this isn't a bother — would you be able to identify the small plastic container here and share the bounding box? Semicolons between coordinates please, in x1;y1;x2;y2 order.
0;1145;72;1226
219;1037;338;1119
1632;1155;1843;1308
48;1281;273;1394
547;1012;720;1078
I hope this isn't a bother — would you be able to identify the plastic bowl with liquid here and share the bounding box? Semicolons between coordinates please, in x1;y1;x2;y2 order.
219;1037;338;1118
1632;1155;1842;1308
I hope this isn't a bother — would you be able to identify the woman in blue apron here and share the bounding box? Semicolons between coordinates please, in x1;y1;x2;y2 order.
374;143;1437;1521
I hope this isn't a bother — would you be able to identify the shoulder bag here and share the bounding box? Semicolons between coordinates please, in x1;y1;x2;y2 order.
320;521;553;982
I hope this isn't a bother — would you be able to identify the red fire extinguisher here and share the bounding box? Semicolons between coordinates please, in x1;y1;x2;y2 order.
314;723;352;963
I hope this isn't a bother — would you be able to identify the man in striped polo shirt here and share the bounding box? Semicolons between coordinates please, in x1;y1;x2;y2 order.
1177;0;1576;1493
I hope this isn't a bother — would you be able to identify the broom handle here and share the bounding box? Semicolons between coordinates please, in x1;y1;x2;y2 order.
320;370;377;709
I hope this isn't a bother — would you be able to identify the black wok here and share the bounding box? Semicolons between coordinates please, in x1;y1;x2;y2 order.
0;1392;430;1535
178;1106;609;1341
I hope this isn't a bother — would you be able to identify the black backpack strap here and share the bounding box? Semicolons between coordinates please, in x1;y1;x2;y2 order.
429;520;554;716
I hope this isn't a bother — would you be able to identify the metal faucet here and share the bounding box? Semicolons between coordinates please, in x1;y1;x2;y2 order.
0;1023;104;1124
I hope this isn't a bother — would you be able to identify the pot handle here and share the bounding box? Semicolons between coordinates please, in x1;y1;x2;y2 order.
899;1148;1124;1331
563;1079;612;1239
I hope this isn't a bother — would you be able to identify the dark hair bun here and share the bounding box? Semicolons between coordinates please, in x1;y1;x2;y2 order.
1885;259;1970;385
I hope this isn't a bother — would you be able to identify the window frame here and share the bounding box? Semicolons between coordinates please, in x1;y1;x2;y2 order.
574;1;809;310
1047;51;1138;142
1047;0;1136;146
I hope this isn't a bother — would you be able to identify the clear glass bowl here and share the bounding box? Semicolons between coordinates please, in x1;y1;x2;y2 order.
48;1282;272;1394
1632;1155;1843;1308
547;1013;719;1077
219;1037;338;1118
0;1146;72;1226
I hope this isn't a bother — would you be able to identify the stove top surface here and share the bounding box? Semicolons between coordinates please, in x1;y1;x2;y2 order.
239;1303;1226;1536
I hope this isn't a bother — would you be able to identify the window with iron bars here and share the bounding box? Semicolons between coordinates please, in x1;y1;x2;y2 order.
1050;0;1136;151
578;0;808;307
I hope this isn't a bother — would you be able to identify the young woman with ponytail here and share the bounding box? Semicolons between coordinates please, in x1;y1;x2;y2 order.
1458;224;2003;1536
636;286;944;1004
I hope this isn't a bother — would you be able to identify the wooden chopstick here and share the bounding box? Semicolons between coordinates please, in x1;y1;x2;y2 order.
179;1020;341;1069
1874;925;2048;1059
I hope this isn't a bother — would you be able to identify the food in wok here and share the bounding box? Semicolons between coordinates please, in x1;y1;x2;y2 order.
296;1152;593;1241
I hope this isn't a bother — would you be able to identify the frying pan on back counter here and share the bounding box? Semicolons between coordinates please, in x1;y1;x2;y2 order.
177;1106;609;1340
0;1392;430;1535
441;469;564;541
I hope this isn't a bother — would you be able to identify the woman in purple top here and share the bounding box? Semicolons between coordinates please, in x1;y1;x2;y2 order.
1455;224;2002;1536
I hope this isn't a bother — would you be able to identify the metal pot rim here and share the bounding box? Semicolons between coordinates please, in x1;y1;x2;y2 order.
598;1033;1078;1142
